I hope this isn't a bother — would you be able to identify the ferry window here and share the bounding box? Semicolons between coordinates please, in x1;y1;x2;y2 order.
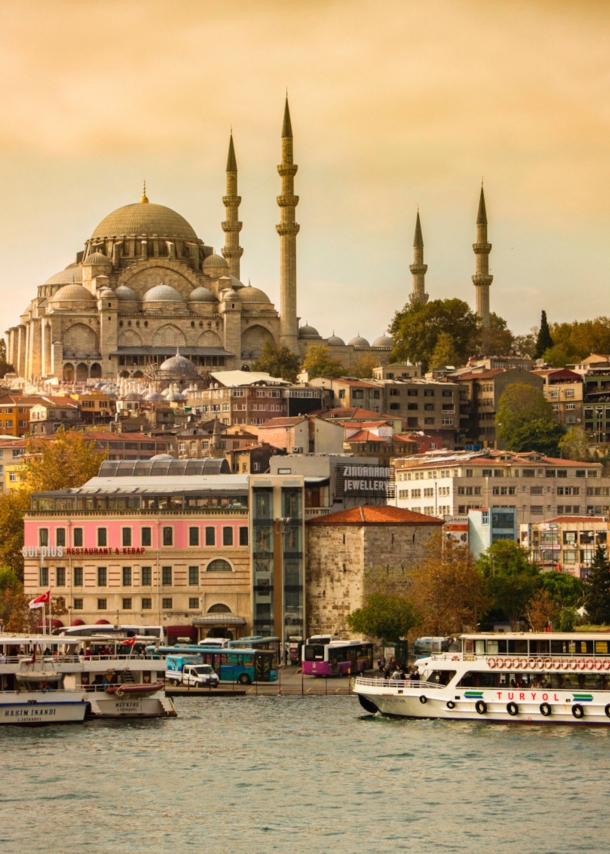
142;598;152;610
223;527;234;547
141;567;152;586
97;598;107;610
56;529;66;547
162;527;173;546
529;640;550;655
507;640;528;654
427;670;456;685
206;527;216;546
188;566;198;585
73;528;83;547
39;566;48;586
73;567;83;586
475;640;485;655
55;567;65;587
189;527;200;547
162;598;173;609
162;566;172;586
141;527;152;547
39;528;49;547
122;598;132;610
239;527;249;547
73;598;83;610
122;528;132;547
458;671;497;688
97;567;107;586
122;566;132;586
97;528;107;547
189;598;199;609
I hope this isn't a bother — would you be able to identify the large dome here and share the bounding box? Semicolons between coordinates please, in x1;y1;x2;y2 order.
50;284;95;303
159;352;199;377
143;285;185;303
91;202;198;241
45;264;83;287
238;285;271;304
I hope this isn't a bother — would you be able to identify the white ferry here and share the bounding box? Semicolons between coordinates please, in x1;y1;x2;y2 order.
0;634;177;719
355;632;610;725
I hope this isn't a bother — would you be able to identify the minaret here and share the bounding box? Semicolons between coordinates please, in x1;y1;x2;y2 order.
472;184;493;327
276;96;300;353
221;133;243;279
409;210;428;304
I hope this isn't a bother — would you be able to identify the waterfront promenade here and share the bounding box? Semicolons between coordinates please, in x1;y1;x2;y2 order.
166;665;355;697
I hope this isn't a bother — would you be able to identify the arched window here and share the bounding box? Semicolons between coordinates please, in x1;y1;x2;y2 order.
207;603;231;613
206;559;232;573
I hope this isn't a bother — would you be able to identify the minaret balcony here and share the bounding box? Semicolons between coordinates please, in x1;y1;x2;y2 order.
221;221;243;232
472;243;492;254
472;275;493;287
277;194;299;207
409;264;428;275
277;164;298;177
276;223;300;236
222;195;241;207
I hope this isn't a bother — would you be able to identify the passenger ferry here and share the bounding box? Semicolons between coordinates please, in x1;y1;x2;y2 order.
0;634;177;719
355;632;610;725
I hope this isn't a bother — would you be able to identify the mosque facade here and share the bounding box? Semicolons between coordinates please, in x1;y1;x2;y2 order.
6;99;393;385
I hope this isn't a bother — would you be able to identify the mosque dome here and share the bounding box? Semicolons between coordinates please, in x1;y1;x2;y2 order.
123;391;142;402
238;285;271;304
299;324;321;339
165;388;186;402
327;334;345;346
144;390;163;402
143;284;185;303
44;265;83;287
348;335;370;348
91;202;198;242
98;288;115;298
50;284;95;303
85;252;111;266
202;254;229;274
188;286;216;303
115;285;138;301
222;289;240;301
159;352;199;377
372;335;393;347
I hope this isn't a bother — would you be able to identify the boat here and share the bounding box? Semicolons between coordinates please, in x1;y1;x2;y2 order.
0;634;177;719
354;632;610;725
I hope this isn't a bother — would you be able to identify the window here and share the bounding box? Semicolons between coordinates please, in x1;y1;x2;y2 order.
73;598;83;610
141;566;152;586
97;598;107;610
39;566;48;586
188;566;199;585
206;527;216;546
424;403;434;411
162;527;173;546
141;527;152;547
223;527;234;546
122;598;132;610
122;528;132;547
424;417;434;425
407;403;418;411
97;567;107;586
142;598;152;610
423;488;434;497
97;528;107;547
55;567;65;587
424;389;434;397
73;528;83;547
39;528;48;547
122;566;132;586
530;506;544;515
207;559;232;572
162;598;173;609
530;486;544;495
73;567;83;586
56;529;66;547
239;527;249;546
407;389;418;397
189;527;199;547
162;566;172;586
189;597;199;609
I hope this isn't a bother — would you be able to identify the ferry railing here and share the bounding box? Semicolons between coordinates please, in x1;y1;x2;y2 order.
355;677;445;690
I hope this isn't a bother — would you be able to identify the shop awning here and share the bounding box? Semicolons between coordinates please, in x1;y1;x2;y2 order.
192;615;247;627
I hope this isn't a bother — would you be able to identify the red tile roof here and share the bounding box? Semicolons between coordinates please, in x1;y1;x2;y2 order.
344;430;391;443
545;516;607;524
316;408;398;420
307;505;443;526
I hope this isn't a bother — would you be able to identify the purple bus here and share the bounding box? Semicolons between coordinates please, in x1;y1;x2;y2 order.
302;639;374;677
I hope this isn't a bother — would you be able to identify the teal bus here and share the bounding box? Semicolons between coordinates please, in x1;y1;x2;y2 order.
227;636;281;657
151;645;278;684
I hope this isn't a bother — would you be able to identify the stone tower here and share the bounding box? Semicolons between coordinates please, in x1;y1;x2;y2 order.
472;185;493;328
409;210;428;304
276;97;300;353
221;133;243;279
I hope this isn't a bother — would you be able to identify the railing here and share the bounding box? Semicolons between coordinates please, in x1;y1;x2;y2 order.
355;677;445;689
1;654;166;665
27;508;248;517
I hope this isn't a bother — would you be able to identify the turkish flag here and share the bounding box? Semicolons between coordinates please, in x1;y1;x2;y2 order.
29;591;51;610
121;637;137;646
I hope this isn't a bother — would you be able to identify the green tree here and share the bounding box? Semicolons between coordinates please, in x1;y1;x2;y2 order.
350;353;380;379
496;383;566;455
559;427;593;462
0;567;20;592
475;313;515;358
477;540;541;628
543;344;571;368
251;340;301;383
540;571;584;609
534;310;554;359
24;428;107;492
0;491;30;580
429;332;459;369
583;545;610;626
512;332;537;359
346;593;420;644
389;298;478;372
301;344;344;379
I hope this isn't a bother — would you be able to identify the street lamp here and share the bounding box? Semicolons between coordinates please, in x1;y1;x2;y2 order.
274;516;292;665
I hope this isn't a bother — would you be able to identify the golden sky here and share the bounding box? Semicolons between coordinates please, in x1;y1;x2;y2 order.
1;0;610;339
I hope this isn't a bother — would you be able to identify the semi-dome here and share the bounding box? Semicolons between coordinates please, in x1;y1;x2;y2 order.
142;284;185;303
44;265;83;287
202;253;229;273
299;324;321;339
372;335;393;347
238;285;271;304
188;286;216;303
50;284;95;303
98;288;115;298
85;251;111;265
348;335;370;347
159;352;199;377
222;289;240;301
327;334;345;346
91;202;198;241
115;285;138;301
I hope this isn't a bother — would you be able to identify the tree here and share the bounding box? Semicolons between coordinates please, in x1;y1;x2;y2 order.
542;344;571;368
301;345;344;379
429;332;459;369
389;299;478;372
496;383;566;456
512;331;537;359
583;545;610;626
346;593;420;644
350;353;380;379
408;537;489;636
251;340;301;383
540;570;584;609
475;313;515;358
477;540;540;628
0;567;20;592
559;427;593;462
0;491;30;580
24;428;107;492
534;310;554;359
524;589;555;631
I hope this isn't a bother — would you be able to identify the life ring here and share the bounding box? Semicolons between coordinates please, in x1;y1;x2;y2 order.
544;659;553;670
569;659;578;671
561;659;569;670
577;659;586;671
506;702;519;716
605;704;610;718
536;659;545;670
603;660;610;671
528;658;536;669
586;659;594;671
540;702;552;717
488;658;497;669
419;695;427;704
446;701;456;710
115;687;124;698
475;700;487;715
594;659;604;671
503;658;512;669
571;703;585;719
552;659;562;670
451;655;459;661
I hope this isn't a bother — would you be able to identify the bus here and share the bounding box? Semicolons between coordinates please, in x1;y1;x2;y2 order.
151;645;279;684
197;638;229;649
61;624;166;643
302;640;374;677
413;637;454;660
227;636;281;657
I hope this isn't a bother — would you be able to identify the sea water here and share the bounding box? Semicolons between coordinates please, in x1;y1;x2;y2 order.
1;695;608;854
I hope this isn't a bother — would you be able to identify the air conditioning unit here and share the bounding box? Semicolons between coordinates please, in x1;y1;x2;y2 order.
291;446;303;454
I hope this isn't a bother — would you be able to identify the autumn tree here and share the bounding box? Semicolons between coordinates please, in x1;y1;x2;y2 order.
251;340;301;383
389;298;478;372
350;353;380;379
496;383;565;456
475;313;515;358
301;345;344;379
0;490;30;580
525;588;555;631
346;593;420;644
429;332;459;370
558;427;593;462
24;428;107;492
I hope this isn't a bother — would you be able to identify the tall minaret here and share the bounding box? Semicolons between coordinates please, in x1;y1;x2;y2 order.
221;133;243;279
472;184;493;327
276;96;300;353
409;210;428;304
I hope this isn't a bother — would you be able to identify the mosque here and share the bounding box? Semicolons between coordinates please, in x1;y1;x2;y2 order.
6;99;397;384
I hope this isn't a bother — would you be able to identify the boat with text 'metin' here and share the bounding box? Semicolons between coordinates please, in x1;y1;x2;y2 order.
355;632;610;725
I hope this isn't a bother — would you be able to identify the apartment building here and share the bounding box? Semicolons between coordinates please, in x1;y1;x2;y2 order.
393;449;607;526
521;516;608;578
308;377;384;412
372;362;423;380
0;439;25;492
256;415;345;455
535;369;583;429
0;394;42;437
29;397;82;435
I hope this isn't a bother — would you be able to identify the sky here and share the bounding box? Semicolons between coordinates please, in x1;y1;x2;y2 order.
1;0;610;343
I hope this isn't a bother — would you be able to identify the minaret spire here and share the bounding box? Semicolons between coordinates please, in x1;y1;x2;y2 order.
409;210;428;304
222;132;243;279
276;96;300;353
472;184;493;327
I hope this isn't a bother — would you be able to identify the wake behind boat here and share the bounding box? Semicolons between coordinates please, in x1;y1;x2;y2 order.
355;631;610;725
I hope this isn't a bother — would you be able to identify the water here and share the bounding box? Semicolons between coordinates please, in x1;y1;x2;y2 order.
1;695;609;854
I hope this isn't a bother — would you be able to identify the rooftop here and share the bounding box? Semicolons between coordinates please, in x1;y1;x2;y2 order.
308;505;443;526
